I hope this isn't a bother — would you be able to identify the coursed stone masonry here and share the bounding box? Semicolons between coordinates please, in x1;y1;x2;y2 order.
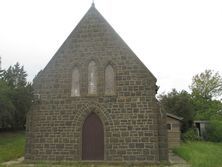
25;4;168;162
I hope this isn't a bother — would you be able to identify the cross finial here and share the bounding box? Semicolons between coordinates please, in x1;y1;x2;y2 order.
92;0;95;7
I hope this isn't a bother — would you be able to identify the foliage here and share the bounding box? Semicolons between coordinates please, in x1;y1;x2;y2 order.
0;131;25;163
206;120;222;142
159;70;222;136
0;80;15;129
0;63;33;130
159;89;194;132
174;141;222;167
190;69;222;99
181;128;200;141
1;62;27;88
192;96;222;120
11;84;33;129
190;70;222;120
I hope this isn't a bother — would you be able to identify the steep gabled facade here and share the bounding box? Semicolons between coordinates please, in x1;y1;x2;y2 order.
25;4;168;162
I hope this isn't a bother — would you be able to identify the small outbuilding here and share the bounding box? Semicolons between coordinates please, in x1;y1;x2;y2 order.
166;113;183;149
193;120;208;139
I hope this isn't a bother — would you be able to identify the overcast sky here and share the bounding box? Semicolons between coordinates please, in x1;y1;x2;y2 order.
0;0;222;95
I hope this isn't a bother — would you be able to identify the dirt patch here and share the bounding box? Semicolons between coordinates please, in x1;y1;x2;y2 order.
1;154;190;167
2;157;24;166
168;150;190;167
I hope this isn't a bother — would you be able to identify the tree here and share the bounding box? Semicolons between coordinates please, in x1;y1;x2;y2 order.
192;95;222;120
190;70;222;121
190;69;222;99
159;89;194;132
0;80;15;130
12;83;33;129
0;63;33;130
1;62;27;88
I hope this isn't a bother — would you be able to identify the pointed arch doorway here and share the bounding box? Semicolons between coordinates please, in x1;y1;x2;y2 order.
82;112;104;160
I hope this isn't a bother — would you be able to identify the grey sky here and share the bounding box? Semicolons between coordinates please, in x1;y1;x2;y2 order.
0;0;222;95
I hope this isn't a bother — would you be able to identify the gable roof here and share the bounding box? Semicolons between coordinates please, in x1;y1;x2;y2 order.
166;113;183;121
35;4;156;82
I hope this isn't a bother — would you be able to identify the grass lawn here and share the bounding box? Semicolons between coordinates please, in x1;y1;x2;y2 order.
174;141;222;167
0;131;25;163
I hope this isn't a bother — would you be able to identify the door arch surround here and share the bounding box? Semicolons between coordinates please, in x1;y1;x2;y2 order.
74;102;114;161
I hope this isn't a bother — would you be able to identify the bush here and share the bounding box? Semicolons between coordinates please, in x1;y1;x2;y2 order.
206;120;222;142
182;128;200;141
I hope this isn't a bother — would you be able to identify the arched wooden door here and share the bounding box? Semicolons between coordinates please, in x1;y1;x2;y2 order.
82;112;104;160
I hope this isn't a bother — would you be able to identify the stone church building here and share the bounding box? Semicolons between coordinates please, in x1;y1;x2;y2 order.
25;4;168;162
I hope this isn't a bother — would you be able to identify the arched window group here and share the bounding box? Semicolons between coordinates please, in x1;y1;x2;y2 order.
71;61;115;97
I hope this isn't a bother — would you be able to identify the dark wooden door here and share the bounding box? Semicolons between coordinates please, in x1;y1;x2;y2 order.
82;113;104;160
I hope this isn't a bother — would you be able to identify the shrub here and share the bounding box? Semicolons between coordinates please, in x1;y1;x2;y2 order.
182;128;200;141
206;120;222;142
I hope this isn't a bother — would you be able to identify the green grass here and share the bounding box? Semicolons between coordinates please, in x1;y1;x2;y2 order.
0;131;25;163
174;141;222;167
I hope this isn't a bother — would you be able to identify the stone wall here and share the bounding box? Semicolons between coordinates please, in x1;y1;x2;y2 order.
158;107;168;160
25;5;168;162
